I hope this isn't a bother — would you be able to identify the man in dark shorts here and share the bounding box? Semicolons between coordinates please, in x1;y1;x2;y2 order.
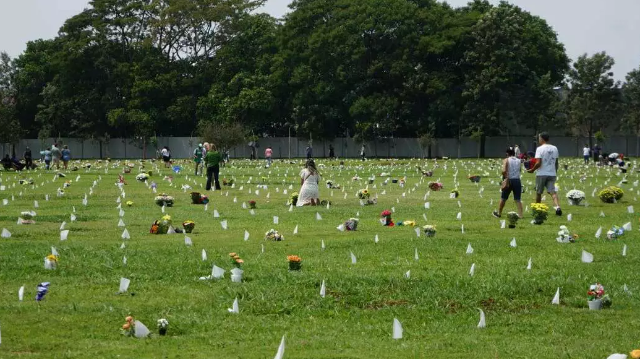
527;132;562;216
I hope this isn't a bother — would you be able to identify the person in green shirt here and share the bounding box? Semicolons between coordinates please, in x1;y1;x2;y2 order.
204;143;222;190
193;143;204;176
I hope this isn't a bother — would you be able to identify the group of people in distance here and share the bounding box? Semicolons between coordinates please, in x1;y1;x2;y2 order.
583;143;627;169
494;132;562;219
2;143;71;171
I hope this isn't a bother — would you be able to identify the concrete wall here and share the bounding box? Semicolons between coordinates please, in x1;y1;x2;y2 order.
2;136;638;159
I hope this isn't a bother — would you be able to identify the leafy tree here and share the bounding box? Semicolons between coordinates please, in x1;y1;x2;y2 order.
0;52;21;145
621;66;640;154
198;121;246;152
564;52;622;148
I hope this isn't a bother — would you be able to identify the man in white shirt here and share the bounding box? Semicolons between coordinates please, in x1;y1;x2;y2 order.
528;132;561;216
582;145;590;164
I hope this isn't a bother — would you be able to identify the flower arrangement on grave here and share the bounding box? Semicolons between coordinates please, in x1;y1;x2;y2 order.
286;192;299;206
606;225;624;240
183;220;195;234
556;225;578;243
151;215;173;234
265;229;284;241
222;178;234;186
530;203;549;224
450;189;460;198
190;192;209;205
365;198;378;205
417;166;433;177
587;283;612;309
287;255;302;271
507;212;519;229
248;200;257;209
357;189;370;200
380;210;394;227
157;319;169;336
63;181;72;188
352;176;360;181
126;201;134;207
121;316;135;336
45;254;58;269
123;167;132;174
422;225;436;237
135;173;149;182
344;218;359;231
154;193;174;207
326;180;340;189
598;186;624;203
397;220;416;227
468;175;481;183
229;252;244;267
399;179;405;187
428;182;443;191
566;189;586;205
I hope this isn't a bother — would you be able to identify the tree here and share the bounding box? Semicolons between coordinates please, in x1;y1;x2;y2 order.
565;52;622;149
0;52;20;145
198;121;246;152
621;66;640;155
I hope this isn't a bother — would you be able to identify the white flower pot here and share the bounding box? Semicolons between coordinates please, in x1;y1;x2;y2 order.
231;274;243;283
588;299;602;310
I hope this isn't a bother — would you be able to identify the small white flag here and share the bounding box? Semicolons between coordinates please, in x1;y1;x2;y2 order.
212;265;225;279
202;249;207;261
374;234;379;243
184;237;193;246
456;212;462;220
123;256;127;265
274;335;285;359
51;246;59;256
213;210;220;218
461;224;464;234
133;321;150;338
320;280;326;298
567;214;572;222
228;297;239;314
628;205;634;214
526;257;532;270
510;238;517;248
220;220;228;230
404;270;411;279
477;309;486;328
622;244;627;257
623;222;632;231
19;285;24;301
414;227;421;237
350;251;357;264
34;200;39;208
60;221;66;230
581;250;594;263
552;288;560;305
70;214;77;222
466;243;474;254
120;242;126;249
595;227;602;239
293;225;298;235
244;230;250;241
60;230;69;241
119;277;130;293
500;220;506;229
392;318;403;339
316;212;322;220
273;216;279;224
414;248;419;261
469;263;475;276
118;219;125;227
321;240;325;250
424;202;430;209
121;229;130;240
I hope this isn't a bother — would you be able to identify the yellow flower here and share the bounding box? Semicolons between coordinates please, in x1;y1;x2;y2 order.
126;201;133;207
631;350;640;359
162;215;171;222
46;254;58;262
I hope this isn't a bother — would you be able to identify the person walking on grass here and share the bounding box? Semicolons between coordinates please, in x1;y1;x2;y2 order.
265;146;273;167
62;145;71;170
24;146;32;169
583;144;590;164
51;143;62;170
527;132;562;216
204;143;222;191
161;146;171;168
40;147;52;170
360;144;366;161
493;147;523;219
193;143;204;176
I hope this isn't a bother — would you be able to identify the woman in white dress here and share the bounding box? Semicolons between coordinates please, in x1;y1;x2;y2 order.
297;159;320;206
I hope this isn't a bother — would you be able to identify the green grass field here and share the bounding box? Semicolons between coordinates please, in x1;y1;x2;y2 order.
1;158;639;358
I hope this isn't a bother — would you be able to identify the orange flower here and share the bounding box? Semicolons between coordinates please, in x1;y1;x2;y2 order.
125;316;133;323
631;350;640;359
229;252;237;257
233;255;240;260
287;255;301;263
235;259;244;265
122;323;131;330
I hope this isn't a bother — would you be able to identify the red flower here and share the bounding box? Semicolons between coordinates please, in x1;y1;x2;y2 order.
381;210;392;217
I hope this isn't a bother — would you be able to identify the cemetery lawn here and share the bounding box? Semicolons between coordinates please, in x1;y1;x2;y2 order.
1;158;639;358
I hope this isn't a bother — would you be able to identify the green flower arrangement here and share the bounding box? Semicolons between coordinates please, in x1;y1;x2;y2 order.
598;186;624;203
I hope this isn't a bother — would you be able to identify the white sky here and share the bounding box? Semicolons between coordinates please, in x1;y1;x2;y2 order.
1;0;639;80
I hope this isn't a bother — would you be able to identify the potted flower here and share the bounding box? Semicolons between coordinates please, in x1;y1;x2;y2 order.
556;225;578;243
398;220;416;227
183;220;195;233
288;255;302;271
286;192;299;206
326;180;334;189
606;226;624;240
154;193;174;207
507;212;519;228
566;189;586;206
428;182;443;191
380;210;394;227
136;173;149;182
126;201;134;207
530;203;549;225
248;200;257;209
44;254;58;270
229;252;244;268
222;178;234;186
344;218;359;231
357;189;370;200
121;316;135;336
423;225;436;237
598;186;624;203
157;319;169;336
587;283;612;310
265;229;284;241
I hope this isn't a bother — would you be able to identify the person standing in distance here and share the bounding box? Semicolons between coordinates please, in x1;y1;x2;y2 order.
527;132;561;216
265;146;273;167
204;143;222;191
193;143;204;176
582;144;590;164
23;146;33;169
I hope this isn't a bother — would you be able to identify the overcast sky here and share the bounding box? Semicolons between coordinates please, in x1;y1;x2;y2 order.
1;0;639;80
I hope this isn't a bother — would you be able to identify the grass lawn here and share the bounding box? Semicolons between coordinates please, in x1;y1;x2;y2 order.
0;158;639;358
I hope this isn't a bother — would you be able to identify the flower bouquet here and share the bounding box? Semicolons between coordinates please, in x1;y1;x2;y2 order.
248;200;257;209
423;225;436;237
468;175;481;183
357;189;370;200
136;173;149;182
507;212;519;228
344;218;359;231
190;192;209;205
44;254;58;270
556;225;578;243
530;203;549;224
183;220;195;233
598;186;624;203
20;211;37;224
587;283;612;310
121;316;135;336
157;319;169;336
429;182;443;191
265;229;284;241
229;252;244;267
288;255;302;271
450;189;459;198
222;178;234;186
606;225;624;240
397;220;416;227
154;194;174;207
63;181;71;188
566;189;586;206
380;210;394;227
286;192;299;206
365;198;378;206
150;214;173;234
